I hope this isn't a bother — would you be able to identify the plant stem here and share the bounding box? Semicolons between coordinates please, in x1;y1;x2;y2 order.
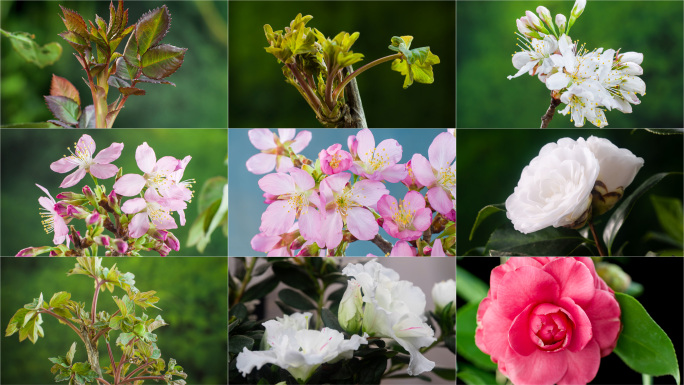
589;221;606;256
332;53;402;102
340;65;368;128
231;257;257;306
287;62;325;118
123;360;153;381
91;279;103;324
642;374;653;385
39;309;85;343
120;376;166;384
371;234;393;255
540;92;561;128
96;378;112;385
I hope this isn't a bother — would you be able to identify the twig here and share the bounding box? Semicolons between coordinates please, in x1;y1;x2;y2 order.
341;65;368;128
540;92;561;128
371;234;393;255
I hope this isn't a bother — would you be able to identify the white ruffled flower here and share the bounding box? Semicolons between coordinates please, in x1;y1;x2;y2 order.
342;260;436;376
431;279;456;312
237;312;367;384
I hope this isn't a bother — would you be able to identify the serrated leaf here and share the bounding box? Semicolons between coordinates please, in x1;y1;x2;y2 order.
603;172;680;255
229;335;254;354
117;332;135;346
3;30;62;68
456;301;497;371
113;295;135;316
118;86;146;96
486;225;588;256
136;5;171;55
44;95;80;125
390;42;440;89
650;195;683;245
6;308;30;336
123;31;140;68
58;31;88;54
59;5;88;38
50;75;80;106
49;291;71;308
66;342;77;365
469;204;505;241
141;44;186;79
614;293;681;384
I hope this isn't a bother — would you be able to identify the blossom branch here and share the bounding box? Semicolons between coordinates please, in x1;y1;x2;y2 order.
371;234;393;255
340;65;368;128
540;92;561;128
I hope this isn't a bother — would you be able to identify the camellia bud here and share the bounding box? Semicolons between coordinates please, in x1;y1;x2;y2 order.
596;262;632;292
431;279;456;313
555;14;567;33
338;280;363;334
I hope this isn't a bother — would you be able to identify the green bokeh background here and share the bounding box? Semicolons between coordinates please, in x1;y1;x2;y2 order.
1;257;228;384
457;1;684;128
228;1;455;128
458;129;684;256
0;129;228;256
1;1;228;128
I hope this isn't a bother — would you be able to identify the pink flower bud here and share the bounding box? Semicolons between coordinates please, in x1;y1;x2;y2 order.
112;238;128;254
347;135;358;158
155;244;172;257
107;191;119;210
423;246;433;256
319;144;352;175
149;229;169;241
82;185;94;198
165;232;180;251
54;202;69;216
86;212;101;226
94;235;111;247
67;205;89;219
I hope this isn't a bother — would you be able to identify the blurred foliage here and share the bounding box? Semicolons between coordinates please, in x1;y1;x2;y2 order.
228;1;455;128
457;129;683;256
457;1;683;128
1;0;227;128
0;129;227;256
1;257;227;384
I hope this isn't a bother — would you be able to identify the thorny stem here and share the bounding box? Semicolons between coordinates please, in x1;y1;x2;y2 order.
232;257;257;306
541;92;562;128
332;53;402;102
371;234;393;255
589;221;606;256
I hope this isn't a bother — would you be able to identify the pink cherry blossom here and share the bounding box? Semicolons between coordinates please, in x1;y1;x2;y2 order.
319;144;352;175
401;160;425;190
476;257;621;385
251;223;299;256
348;128;407;183
246;129;312;174
113;142;183;198
314;173;389;249
411;132;456;216
50;134;123;188
377;191;432;241
258;168;319;238
35;184;69;245
390;240;416;256
121;188;186;238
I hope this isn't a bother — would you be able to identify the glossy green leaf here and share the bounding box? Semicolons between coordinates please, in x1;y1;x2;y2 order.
650;195;683;245
456;301;497;371
141;44;186;79
49;292;71;308
469;204;505;241
135;5;170;55
432;367;456;381
321;308;344;333
229;335;254;354
614;293;680;384
44;95;80;125
486;225;588;256
123;31;140;68
241;275;280;302
229;303;248;322
456;266;488;303
113;295;135;316
278;288;315;310
2;30;62;68
457;363;497;385
5;308;30;336
603;172;679;255
272;262;316;292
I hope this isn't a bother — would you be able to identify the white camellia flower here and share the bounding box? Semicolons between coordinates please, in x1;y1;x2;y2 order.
506;138;600;233
431;279;456;312
506;137;643;233
341;260;436;376
236;312;367;384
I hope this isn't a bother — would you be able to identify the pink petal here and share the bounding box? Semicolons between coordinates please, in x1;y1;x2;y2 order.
50;157;78;173
479;301;512;361
113;174;146;196
246;153;276;174
93;142;123;164
248;129;276;150
121;198;147;214
583;290;621;357
375;139;403;164
428;132;456;169
505;347;568;385
259;201;296;236
290;168;314;190
60;168;87;188
390;240;416;256
78;134;96;155
411;154;437;187
319;210;343;249
346;207;378;241
275;156;295;173
427;187;453;216
128;212;150;238
356;128;376;164
431;238;446;256
135;142;156;173
298;208;322;245
508;303;537;356
412;207;432;232
497;266;560;320
53;216;69;245
557;339;601;385
350;180;389;208
557;297;593;353
377;194;398;219
290;130;312;153
251;233;281;253
379;163;408;183
151;210;177;230
258;173;295;195
322;173;351;193
90;163;119;179
404;191;427;210
396;228;423;241
38;196;55;212
543;258;596;307
156;156;180;174
490;258;544;299
277;129;295;142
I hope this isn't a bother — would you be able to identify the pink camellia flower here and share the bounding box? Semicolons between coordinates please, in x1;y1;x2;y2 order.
377;191;432;241
246;129;312;175
113;142;184;197
50;134;123;188
121;188;187;238
319;144;353;175
411;132;456;216
36;184;70;245
348;128;407;183
476;257;621;385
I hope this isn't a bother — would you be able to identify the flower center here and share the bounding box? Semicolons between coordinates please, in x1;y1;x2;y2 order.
329;153;343;169
287;192;309;216
363;147;389;171
529;307;573;352
64;142;93;167
147;201;171;223
40;209;55;234
437;167;455;190
391;199;416;230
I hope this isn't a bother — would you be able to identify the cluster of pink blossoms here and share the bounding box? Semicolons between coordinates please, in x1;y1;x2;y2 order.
18;134;192;257
248;129;455;256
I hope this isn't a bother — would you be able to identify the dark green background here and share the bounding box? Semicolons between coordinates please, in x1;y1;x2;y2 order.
1;257;228;384
228;1;456;128
1;1;228;128
457;129;684;255
457;1;684;128
0;129;228;256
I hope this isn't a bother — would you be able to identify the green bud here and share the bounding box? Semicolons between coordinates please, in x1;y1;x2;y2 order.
338;280;363;334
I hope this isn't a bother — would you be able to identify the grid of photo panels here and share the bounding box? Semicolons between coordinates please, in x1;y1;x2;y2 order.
0;0;683;385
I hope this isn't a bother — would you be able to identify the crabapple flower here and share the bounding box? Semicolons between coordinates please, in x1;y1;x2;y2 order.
342;260;436;376
236;312;367;383
431;279;455;312
348;128;407;183
113;142;182;197
411;132;456;216
35;184;70;246
377;191;432;241
121;188;186;238
246;129;312;174
476;257;621;385
319;143;352;175
50;134;123;188
258;168;319;238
